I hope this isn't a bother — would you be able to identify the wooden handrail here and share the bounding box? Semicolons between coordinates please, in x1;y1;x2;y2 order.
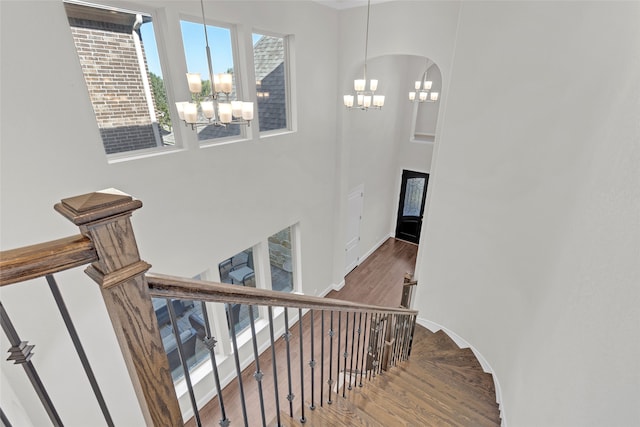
147;273;418;316
0;235;97;286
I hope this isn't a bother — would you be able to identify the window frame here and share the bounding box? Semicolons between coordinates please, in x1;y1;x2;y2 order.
178;13;252;147
64;0;183;162
251;28;295;137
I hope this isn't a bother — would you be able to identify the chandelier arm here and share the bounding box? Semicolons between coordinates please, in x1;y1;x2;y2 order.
201;0;222;123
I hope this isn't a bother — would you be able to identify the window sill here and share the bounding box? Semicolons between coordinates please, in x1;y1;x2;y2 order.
258;128;295;140
107;145;184;164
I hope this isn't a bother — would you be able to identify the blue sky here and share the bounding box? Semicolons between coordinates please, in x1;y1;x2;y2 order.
141;20;263;81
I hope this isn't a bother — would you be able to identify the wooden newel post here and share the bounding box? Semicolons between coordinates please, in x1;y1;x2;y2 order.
55;190;183;426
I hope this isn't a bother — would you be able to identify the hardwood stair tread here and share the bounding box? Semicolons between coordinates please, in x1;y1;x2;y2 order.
394;366;501;424
382;364;498;425
403;358;498;402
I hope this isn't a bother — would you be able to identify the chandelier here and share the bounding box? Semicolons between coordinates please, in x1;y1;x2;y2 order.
409;63;439;103
175;0;253;129
343;0;385;110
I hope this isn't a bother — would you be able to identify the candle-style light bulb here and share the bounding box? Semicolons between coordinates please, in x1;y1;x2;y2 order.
186;73;202;94
184;103;198;124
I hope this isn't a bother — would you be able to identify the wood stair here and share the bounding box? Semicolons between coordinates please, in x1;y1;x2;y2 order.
277;325;501;426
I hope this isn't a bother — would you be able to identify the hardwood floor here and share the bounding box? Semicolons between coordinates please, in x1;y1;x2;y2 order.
186;238;500;426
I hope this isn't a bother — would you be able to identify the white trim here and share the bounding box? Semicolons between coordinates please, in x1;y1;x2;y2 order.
416;317;507;426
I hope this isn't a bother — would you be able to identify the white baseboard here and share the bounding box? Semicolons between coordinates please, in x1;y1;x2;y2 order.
416;317;507;427
360;233;394;265
318;280;345;298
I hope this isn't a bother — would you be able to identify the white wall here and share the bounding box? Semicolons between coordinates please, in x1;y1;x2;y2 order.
1;0;339;424
415;1;640;425
334;1;460;281
5;1;636;425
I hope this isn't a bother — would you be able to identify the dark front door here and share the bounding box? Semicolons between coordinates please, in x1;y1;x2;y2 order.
395;170;429;244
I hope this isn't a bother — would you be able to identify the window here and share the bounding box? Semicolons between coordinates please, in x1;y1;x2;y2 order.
152;297;210;382
218;248;260;335
268;227;294;293
64;2;173;155
180;20;241;142
253;33;289;133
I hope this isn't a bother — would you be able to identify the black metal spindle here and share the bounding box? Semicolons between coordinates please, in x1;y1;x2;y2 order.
376;315;386;375
298;309;306;423
402;315;410;361
359;312;368;387
354;312;363;388
229;304;249;427
248;306;267;427
267;307;281;427
392;314;400;366
348;312;357;390
199;301;229;427
388;314;396;367
336;312;342;395
407;315;417;357
398;315;405;364
401;315;409;361
0;302;63;427
371;313;379;377
309;309;316;411
45;275;114;427
0;406;12;427
342;312;349;397
283;308;294;418
320;310;325;408
327;311;334;405
166;298;201;427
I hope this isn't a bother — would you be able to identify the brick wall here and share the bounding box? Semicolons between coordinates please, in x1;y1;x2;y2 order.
68;18;158;154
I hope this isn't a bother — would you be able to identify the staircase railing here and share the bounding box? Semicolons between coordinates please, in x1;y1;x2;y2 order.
0;190;418;426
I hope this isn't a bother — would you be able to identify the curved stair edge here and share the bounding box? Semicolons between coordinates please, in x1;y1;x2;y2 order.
416;317;507;427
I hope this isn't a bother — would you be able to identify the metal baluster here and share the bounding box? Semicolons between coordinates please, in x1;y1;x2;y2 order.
407;315;417;357
404;315;411;360
327;311;334;405
342;312;349;397
46;275;114;427
401;315;409;361
0;406;12;427
377;315;386;375
371;313;379;377
0;302;63;427
199;301;229;427
268;307;281;427
378;314;389;374
309;310;316;411
166;299;201;426
366;313;374;381
359;312;368;387
248;306;267;427
320;310;325;408
397;315;405;363
354;312;363;388
229;304;249;427
388;314;396;367
348;312;357;390
298;309;306;423
336;312;342;395
392;314;400;367
283;308;294;418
